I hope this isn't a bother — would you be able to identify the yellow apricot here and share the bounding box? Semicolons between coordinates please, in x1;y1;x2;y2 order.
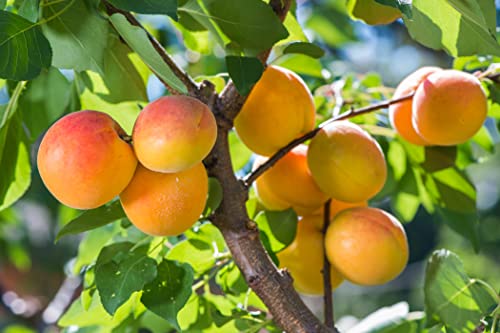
120;163;208;236
307;121;387;202
278;219;343;295
389;67;442;145
412;70;488;146
37;111;137;209
234;66;315;156
347;0;402;25
306;199;368;230
325;207;408;286
132;96;217;173
253;145;328;213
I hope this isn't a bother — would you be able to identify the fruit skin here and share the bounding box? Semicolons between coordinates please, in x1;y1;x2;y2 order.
389;67;442;145
120;163;208;236
307;121;387;203
412;70;487;146
307;199;367;230
234;66;315;156
325;207;408;286
37;110;137;210
253;145;328;214
278;218;343;295
132;96;217;173
347;0;402;25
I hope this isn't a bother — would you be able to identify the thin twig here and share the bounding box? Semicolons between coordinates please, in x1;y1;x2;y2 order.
243;92;415;187
322;199;334;328
103;1;199;96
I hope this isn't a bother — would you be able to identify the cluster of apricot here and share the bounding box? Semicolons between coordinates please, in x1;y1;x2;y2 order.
37;96;217;236
234;65;409;293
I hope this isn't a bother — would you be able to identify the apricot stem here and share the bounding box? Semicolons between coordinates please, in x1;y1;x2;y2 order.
322;199;335;328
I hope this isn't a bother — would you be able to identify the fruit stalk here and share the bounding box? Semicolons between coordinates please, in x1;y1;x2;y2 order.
322;199;335;328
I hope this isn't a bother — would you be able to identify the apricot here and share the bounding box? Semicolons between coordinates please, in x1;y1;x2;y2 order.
325;207;408;286
412;70;488;146
307;121;387;202
253;145;328;214
389;67;442;145
37;111;137;209
132;96;217;173
278;219;343;295
234;66;315;156
307;199;368;230
120;163;208;236
347;0;401;25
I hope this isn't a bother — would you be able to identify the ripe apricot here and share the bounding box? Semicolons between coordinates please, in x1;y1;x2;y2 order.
278;219;343;295
132;96;217;173
120;163;208;236
234;66;315;156
253;145;328;214
347;0;402;25
307;121;387;202
412;70;488;146
325;207;408;285
307;199;368;230
389;67;442;145
37;111;137;209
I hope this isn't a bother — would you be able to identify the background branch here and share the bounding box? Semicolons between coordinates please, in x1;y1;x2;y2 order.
244;92;415;186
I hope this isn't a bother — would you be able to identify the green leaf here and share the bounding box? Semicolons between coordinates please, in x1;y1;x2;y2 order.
86;33;148;103
255;209;297;253
424;249;499;332
167;223;226;274
0;11;51;80
18;0;40;22
203;177;223;216
392;169;420;223
375;0;412;18
0;0;5;10
141;260;194;330
422;146;457;173
0;82;31;211
225;56;264;96
95;242;158;315
107;0;178;20
404;0;500;57
203;0;289;52
109;13;187;94
228;130;252;171
42;0;108;73
273;53;323;77
283;42;325;59
216;262;247;295
18;67;71;141
56;201;126;241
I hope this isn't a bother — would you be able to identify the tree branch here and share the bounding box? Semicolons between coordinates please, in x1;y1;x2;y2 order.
103;1;199;96
322;199;335;329
243;92;415;187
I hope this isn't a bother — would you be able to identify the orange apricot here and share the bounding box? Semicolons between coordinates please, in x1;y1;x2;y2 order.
347;0;402;25
120;163;208;236
412;70;488;146
37;111;137;209
253;145;328;214
278;219;343;295
132;96;217;173
307;121;387;202
306;199;368;230
234;66;315;156
389;67;442;145
325;207;408;285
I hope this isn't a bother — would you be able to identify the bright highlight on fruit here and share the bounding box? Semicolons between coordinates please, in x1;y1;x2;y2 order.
133;95;217;173
278;218;343;295
325;207;409;286
234;65;315;156
37;110;138;210
120;163;208;236
307;121;387;203
253;145;328;215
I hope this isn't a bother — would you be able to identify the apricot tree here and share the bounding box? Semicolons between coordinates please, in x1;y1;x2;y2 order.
1;0;500;332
